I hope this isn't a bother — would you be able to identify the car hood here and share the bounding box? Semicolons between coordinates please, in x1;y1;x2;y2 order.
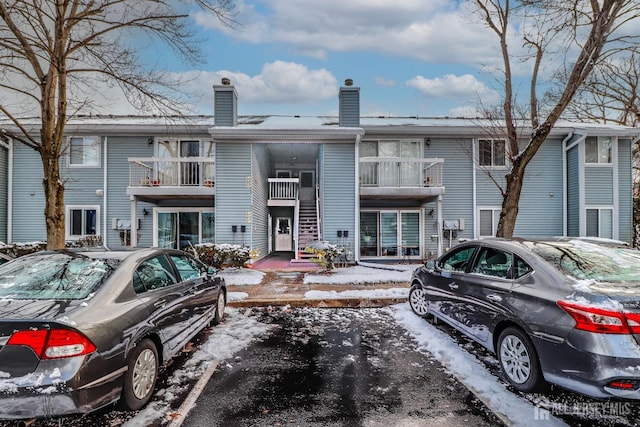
0;298;86;321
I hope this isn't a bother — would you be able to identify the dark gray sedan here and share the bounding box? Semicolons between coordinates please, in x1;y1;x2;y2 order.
409;237;640;399
0;248;226;420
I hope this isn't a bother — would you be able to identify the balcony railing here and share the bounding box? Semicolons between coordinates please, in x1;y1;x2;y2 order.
269;178;299;200
359;157;444;187
129;157;215;187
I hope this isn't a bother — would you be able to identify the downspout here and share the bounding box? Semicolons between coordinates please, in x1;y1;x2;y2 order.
354;133;361;263
102;136;109;249
0;137;12;243
472;138;477;238
561;132;573;237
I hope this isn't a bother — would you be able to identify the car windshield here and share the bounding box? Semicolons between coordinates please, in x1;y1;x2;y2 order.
0;252;117;300
527;240;640;282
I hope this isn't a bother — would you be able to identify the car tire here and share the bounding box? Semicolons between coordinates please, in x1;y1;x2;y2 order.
409;285;429;317
497;327;545;393
119;338;159;411
212;291;226;325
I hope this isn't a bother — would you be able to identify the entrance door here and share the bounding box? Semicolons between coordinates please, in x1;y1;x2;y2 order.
300;170;315;202
275;217;292;251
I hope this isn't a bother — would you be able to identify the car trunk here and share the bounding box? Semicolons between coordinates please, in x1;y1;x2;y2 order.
0;300;83;376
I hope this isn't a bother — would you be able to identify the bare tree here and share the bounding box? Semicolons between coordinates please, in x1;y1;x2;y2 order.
0;0;234;249
473;0;640;237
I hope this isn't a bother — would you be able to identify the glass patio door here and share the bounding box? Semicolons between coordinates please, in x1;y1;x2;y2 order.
156;211;215;249
380;212;398;256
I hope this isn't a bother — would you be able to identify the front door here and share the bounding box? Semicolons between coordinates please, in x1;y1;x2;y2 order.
275;217;292;251
300;170;315;202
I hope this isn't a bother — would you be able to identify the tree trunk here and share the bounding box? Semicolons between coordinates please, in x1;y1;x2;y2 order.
40;142;65;249
496;164;524;238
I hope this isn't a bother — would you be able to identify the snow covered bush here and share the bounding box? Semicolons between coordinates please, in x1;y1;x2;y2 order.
187;243;258;269
304;241;344;270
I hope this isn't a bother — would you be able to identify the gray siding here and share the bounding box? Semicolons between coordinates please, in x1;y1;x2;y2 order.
322;144;355;247
618;139;633;243
339;87;360;127
12;143;46;241
427;138;474;244
105;136;155;249
216;143;252;244
214;89;237;127
0;144;8;242
585;167;614;205
513;138;564;237
251;144;270;259
567;145;580;236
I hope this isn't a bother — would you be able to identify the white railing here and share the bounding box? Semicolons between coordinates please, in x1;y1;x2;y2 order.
268;178;299;200
129;157;215;187
359;157;444;187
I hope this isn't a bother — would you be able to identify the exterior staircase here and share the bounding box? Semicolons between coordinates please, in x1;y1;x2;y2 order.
297;201;319;260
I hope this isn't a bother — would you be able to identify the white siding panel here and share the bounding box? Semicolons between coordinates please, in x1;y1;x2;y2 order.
216;143;252;244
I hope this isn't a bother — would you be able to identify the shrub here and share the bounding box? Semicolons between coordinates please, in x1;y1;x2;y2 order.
187;243;258;269
304;242;344;270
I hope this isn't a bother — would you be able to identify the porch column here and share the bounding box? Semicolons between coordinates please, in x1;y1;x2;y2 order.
436;195;443;256
130;196;138;247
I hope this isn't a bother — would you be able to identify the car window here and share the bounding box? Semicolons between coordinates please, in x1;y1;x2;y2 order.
512;256;532;279
441;247;476;272
472;247;512;278
0;253;114;300
133;255;178;293
170;254;203;281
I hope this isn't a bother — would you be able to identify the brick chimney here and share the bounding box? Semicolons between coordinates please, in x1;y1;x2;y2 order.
213;77;238;127
339;78;360;127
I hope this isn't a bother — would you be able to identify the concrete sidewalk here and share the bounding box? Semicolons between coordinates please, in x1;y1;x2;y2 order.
226;269;411;308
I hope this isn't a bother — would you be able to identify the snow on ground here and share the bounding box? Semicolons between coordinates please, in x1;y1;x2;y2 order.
303;263;420;285
123;308;273;427
304;288;408;300
218;267;265;286
392;304;568;427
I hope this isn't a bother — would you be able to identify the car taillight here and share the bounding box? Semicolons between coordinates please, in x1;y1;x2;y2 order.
558;300;640;334
7;329;96;359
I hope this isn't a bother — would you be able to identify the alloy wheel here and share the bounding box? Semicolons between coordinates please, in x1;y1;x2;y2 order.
499;334;531;384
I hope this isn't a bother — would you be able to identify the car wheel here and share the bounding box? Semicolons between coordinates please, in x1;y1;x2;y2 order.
119;338;159;410
497;327;545;392
409;285;429;317
212;291;226;325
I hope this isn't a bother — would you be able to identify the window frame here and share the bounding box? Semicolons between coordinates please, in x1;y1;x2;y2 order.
585;207;614;239
478;138;507;168
66;205;100;240
584;136;612;165
477;207;501;238
67;136;101;168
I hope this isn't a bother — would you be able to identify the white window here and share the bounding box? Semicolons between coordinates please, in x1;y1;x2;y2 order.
478;139;506;167
66;205;100;239
585;136;612;164
68;136;100;167
586;208;613;239
478;207;501;237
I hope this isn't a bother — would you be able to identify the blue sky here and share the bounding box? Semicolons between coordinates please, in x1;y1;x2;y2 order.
151;0;506;118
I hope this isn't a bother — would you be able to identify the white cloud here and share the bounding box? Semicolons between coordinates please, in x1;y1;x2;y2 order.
375;76;396;87
407;74;500;104
195;0;499;65
172;61;338;112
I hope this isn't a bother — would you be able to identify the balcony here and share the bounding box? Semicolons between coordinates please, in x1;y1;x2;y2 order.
268;178;299;206
127;157;215;201
359;157;444;200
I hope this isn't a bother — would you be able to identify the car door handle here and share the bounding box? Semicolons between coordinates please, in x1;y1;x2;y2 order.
154;299;167;308
448;283;458;290
486;294;502;302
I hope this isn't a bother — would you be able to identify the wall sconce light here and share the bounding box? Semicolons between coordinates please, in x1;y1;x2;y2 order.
143;208;149;216
429;208;435;216
148;137;154;145
424;137;431;147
